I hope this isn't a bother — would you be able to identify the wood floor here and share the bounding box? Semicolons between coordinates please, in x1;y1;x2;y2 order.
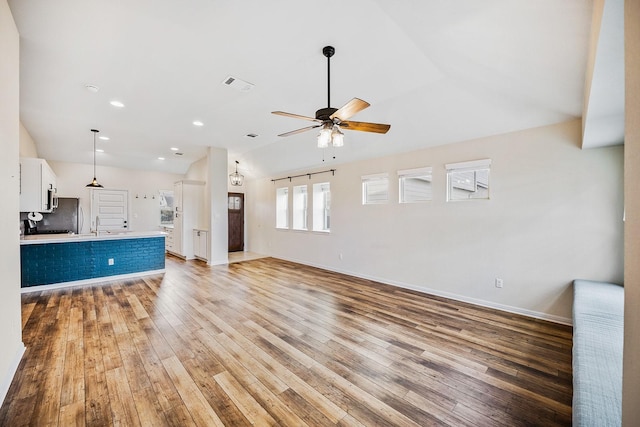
0;256;573;426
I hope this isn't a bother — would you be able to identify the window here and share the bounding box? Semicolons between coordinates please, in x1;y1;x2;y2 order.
446;159;491;201
159;190;174;224
292;185;308;230
362;173;389;205
276;187;289;228
313;182;331;232
398;167;432;203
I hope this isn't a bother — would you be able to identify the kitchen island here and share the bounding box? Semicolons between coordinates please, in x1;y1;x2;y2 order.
20;231;166;289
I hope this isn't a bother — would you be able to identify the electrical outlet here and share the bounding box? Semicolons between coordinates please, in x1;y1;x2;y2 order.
339;253;343;260
495;278;503;288
108;258;114;266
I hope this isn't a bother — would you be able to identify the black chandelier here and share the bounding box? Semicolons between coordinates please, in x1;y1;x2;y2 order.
229;160;244;186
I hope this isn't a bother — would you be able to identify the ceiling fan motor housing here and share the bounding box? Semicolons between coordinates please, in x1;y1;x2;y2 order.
315;107;338;121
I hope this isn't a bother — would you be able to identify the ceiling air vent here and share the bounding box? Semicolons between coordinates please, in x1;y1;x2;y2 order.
246;133;258;138
222;76;254;92
174;152;184;156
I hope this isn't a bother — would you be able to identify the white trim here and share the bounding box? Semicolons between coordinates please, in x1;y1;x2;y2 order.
445;158;491;171
271;255;572;326
361;172;388;181
20;269;166;293
0;343;26;407
397;166;432;177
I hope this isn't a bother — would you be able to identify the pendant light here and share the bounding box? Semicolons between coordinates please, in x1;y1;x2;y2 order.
86;129;104;188
229;160;244;186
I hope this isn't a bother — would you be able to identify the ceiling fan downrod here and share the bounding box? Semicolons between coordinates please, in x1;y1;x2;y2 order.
323;46;335;109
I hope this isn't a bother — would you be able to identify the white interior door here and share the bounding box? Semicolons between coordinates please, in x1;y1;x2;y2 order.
90;189;129;232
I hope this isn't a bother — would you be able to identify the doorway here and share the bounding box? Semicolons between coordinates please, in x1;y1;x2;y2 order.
228;192;244;252
90;189;129;232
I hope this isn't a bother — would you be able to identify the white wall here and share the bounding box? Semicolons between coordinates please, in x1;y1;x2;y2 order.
48;161;183;233
19;121;37;157
185;156;209;229
247;119;623;322
0;0;25;405
207;147;229;265
623;0;640;423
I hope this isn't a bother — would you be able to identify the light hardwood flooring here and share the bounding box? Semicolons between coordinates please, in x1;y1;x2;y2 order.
228;251;267;264
0;256;573;426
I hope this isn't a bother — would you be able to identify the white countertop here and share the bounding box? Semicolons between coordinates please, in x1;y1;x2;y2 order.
20;230;166;245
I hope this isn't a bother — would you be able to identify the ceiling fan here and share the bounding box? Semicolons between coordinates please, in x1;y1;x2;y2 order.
272;46;390;148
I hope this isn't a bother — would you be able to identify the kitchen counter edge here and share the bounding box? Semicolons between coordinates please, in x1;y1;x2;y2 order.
20;231;166;245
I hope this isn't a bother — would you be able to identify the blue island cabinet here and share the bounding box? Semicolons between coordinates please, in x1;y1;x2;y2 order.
20;233;166;288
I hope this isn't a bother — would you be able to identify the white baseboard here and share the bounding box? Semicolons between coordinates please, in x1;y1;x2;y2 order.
0;342;25;408
274;255;573;326
20;269;166;294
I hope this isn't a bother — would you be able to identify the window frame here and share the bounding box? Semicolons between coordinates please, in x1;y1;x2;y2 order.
398;167;433;203
292;184;308;231
275;187;289;229
445;159;491;202
362;173;389;205
312;182;331;232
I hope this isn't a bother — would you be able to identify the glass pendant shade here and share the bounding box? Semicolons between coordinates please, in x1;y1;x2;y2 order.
86;129;103;188
317;123;332;148
331;126;344;147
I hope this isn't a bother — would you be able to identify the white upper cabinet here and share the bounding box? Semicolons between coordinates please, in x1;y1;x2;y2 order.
20;158;58;213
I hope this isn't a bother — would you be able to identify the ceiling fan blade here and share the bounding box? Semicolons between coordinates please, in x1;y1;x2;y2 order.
330;98;370;121
278;125;321;137
272;111;320;122
340;120;391;134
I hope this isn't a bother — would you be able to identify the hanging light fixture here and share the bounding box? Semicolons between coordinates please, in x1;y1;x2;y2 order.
86;129;103;188
317;123;345;148
229;160;244;186
331;125;344;147
317;122;332;148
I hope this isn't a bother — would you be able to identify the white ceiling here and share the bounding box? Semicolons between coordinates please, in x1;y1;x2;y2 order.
8;0;618;179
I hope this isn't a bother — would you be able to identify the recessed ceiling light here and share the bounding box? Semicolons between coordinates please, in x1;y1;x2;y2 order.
85;84;99;93
193;120;204;127
99;136;110;141
95;149;104;153
170;147;179;151
158;157;165;160
110;100;125;108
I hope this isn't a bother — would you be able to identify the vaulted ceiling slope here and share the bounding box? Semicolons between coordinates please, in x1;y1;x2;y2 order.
7;0;620;178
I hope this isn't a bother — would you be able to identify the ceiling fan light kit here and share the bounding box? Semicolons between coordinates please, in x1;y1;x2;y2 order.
273;46;390;149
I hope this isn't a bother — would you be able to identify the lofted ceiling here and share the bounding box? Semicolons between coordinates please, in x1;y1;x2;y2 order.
7;0;618;180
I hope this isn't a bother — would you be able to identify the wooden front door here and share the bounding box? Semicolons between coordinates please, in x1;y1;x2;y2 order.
228;192;244;252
